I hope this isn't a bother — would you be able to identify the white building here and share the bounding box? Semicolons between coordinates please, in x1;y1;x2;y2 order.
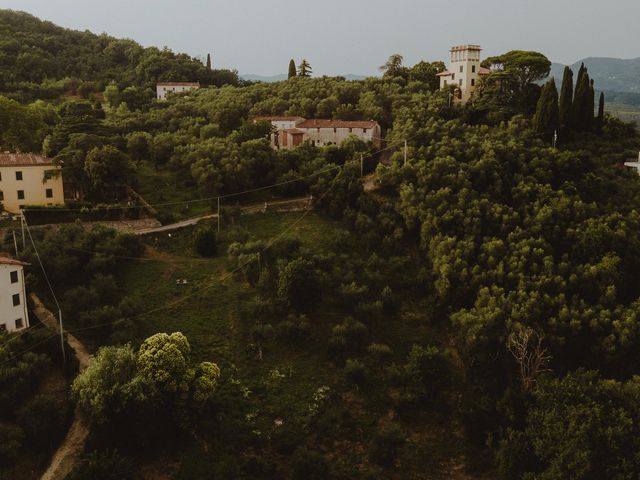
156;82;200;100
0;256;30;333
255;116;381;150
0;153;65;214
437;45;491;103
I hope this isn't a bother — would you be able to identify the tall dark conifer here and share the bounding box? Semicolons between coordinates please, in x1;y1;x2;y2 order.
558;66;573;132
596;92;605;133
588;79;595;130
533;78;560;138
288;59;297;79
572;64;591;131
206;53;212;70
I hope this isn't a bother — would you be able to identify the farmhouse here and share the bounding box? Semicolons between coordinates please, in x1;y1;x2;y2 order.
437;45;491;103
0;256;30;333
156;82;200;100
255;116;381;150
0;153;64;214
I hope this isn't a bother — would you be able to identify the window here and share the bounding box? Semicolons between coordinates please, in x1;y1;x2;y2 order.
17;190;24;200
472;65;476;73
471;79;475;86
0;324;6;332
459;65;463;73
349;128;352;133
452;73;455;81
12;293;20;306
459;79;463;86
0;191;3;201
15;171;22;181
15;318;23;330
10;271;18;284
46;188;53;198
0;171;2;181
334;128;337;133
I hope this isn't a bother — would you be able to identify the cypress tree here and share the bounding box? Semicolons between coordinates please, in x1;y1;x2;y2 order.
288;59;297;79
558;66;573;132
596;91;605;133
206;53;211;70
533;78;560;138
588;79;595;130
572;64;591;131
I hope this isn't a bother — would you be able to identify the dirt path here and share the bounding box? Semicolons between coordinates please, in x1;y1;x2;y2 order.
30;294;93;480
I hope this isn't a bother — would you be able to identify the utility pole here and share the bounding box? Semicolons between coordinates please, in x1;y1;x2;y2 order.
404;140;408;166
360;154;364;177
12;230;18;256
20;214;25;250
217;197;220;233
553;130;558;149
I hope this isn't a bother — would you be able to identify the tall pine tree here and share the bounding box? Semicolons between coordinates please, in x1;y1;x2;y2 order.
533;78;560;138
206;53;212;70
298;59;312;77
558;66;573;132
288;59;297;79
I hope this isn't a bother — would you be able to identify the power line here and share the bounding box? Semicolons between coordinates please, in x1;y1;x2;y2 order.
22;214;67;365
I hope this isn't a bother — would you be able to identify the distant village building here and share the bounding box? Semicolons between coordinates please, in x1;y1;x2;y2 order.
0;256;30;333
156;82;200;100
255;116;381;150
437;45;491;103
0;153;64;214
624;152;640;175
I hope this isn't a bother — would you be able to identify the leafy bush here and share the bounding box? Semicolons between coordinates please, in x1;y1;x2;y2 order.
194;226;217;257
369;424;406;468
18;394;71;451
0;424;23;464
344;359;368;386
67;450;138;480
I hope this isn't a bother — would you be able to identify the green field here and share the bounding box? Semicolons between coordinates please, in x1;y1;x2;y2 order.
607;103;640;124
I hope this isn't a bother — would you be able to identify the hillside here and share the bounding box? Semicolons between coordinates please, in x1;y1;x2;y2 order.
0;9;239;101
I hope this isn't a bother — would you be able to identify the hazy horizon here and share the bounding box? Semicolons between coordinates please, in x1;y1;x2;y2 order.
1;0;639;76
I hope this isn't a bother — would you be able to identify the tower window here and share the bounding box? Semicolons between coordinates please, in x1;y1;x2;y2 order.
12;293;20;306
472;65;476;73
15;171;22;181
10;271;18;283
471;79;476;86
15;318;23;329
17;190;24;200
452;73;455;81
46;188;53;198
460;65;463;73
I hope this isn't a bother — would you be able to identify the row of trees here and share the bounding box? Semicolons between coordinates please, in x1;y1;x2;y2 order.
534;64;605;138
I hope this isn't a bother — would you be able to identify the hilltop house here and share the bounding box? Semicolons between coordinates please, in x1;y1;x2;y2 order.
0;153;64;214
437;45;491;103
156;82;200;100
0;256;30;333
255;116;381;150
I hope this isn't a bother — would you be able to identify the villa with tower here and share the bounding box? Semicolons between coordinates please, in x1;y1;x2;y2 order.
437;45;491;103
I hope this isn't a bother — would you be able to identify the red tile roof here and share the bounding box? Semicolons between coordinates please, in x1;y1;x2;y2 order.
0;256;29;267
478;67;491;75
436;71;453;77
156;82;200;87
0;153;55;167
296;119;378;129
254;116;305;122
283;129;305;134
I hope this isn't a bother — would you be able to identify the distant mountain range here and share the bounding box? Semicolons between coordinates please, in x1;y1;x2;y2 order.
241;73;369;83
551;57;640;94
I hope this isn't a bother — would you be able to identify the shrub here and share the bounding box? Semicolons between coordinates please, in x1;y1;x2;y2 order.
344;359;367;386
194;226;217;257
0;424;23;464
369;424;406;468
367;343;393;365
67;450;137;480
18;394;71;451
292;449;329;480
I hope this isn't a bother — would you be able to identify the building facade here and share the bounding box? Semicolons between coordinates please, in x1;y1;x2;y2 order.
0;257;30;333
255;116;381;150
437;45;491;103
0;153;64;214
156;82;200;100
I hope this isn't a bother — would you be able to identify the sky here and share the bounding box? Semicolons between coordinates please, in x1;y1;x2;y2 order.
1;0;639;76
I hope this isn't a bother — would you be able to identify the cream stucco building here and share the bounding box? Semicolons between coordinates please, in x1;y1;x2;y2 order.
156;82;200;100
255;116;381;150
437;45;491;103
0;153;64;214
0;256;30;333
